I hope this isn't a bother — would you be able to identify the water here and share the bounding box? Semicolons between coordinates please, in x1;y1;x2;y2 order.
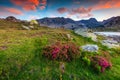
94;32;120;36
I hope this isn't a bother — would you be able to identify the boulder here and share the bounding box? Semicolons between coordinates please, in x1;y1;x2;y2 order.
22;25;30;30
30;20;38;25
74;27;88;37
82;44;99;52
74;27;97;41
29;26;34;29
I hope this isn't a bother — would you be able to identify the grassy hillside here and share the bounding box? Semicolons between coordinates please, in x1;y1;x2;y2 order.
0;20;120;80
0;19;23;30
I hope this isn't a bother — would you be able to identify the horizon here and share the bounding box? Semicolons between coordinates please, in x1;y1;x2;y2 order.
0;0;120;21
1;15;119;22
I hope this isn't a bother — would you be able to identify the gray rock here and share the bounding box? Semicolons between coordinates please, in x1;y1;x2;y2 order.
74;27;88;37
22;25;30;30
82;44;99;52
29;26;34;29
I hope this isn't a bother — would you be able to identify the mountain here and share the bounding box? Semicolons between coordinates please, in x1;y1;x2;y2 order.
102;16;120;28
78;18;104;28
6;16;21;22
2;16;120;31
93;16;120;31
37;17;104;30
37;17;86;30
0;16;33;30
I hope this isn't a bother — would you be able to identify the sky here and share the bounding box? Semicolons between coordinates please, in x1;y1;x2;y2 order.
0;0;120;21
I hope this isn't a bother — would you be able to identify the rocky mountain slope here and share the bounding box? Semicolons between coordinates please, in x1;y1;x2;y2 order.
37;16;120;31
1;16;120;31
102;16;120;31
37;17;86;30
78;18;103;28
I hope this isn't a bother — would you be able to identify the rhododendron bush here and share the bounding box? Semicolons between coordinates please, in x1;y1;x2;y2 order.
43;42;80;61
91;56;112;72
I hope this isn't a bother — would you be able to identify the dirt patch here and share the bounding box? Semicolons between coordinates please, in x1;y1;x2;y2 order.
0;46;7;50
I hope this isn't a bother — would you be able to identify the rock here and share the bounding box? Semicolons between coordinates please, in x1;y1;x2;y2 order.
22;25;30;30
102;40;118;44
30;20;38;25
88;33;97;41
82;44;99;52
74;27;88;37
6;16;20;22
102;40;120;48
29;26;34;29
74;27;97;41
66;34;71;39
59;62;65;73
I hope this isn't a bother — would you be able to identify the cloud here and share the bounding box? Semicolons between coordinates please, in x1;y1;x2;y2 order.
11;0;47;11
23;5;36;11
2;7;23;15
29;0;39;6
57;7;93;19
93;0;120;10
76;13;93;18
28;15;40;20
41;0;47;5
57;7;68;14
70;7;92;15
11;0;39;6
57;0;120;19
40;6;46;10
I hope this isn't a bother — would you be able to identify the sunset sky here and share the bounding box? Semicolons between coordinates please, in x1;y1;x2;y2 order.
0;0;120;21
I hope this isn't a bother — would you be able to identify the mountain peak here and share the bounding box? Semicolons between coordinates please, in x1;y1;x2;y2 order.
6;16;20;22
89;18;97;22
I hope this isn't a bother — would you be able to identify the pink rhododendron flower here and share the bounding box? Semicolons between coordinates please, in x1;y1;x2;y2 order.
64;45;69;49
52;47;60;58
98;57;110;72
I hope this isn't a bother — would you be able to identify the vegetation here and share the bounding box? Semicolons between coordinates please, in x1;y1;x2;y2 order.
43;42;80;61
0;20;120;80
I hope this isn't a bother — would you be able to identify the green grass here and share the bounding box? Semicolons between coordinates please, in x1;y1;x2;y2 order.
0;20;23;30
0;26;120;80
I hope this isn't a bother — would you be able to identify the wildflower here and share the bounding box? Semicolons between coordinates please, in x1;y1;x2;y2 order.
98;57;111;72
52;47;60;59
64;45;69;49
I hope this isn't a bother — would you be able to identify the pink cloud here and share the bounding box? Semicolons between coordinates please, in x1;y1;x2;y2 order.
40;6;46;10
3;7;23;15
76;14;93;18
28;15;40;20
57;7;68;14
23;5;36;11
57;7;93;18
70;7;92;15
11;0;47;11
93;0;120;10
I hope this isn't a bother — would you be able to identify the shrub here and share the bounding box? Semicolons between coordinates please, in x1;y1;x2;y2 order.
82;56;91;66
91;56;112;73
43;42;80;61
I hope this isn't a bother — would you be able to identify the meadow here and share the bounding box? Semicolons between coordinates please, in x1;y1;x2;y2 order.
0;20;120;80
